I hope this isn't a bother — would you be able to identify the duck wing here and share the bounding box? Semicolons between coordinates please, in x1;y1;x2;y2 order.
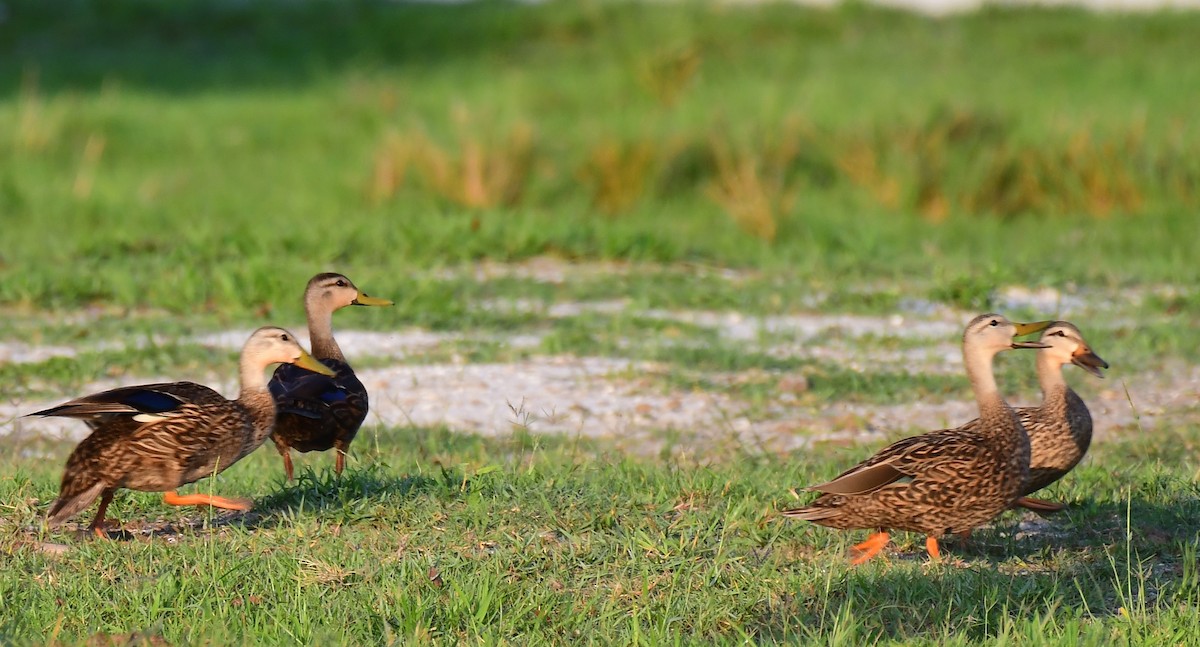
269;362;351;420
808;421;990;496
28;382;223;423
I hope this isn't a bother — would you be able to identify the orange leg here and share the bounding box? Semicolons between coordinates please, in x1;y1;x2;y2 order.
925;536;941;561
1016;496;1066;513
334;444;347;476
281;451;295;482
88;490;116;539
849;532;890;566
162;490;253;511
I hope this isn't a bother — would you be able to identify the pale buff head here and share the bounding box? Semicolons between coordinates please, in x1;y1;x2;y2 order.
1036;321;1109;378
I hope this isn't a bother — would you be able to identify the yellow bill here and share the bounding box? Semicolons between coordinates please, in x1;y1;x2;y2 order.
1011;319;1053;349
1013;320;1053;336
352;291;393;307
293;350;337;377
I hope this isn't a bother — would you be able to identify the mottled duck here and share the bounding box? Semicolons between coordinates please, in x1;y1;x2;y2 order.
267;272;392;481
781;314;1051;565
29;327;335;536
1012;321;1108;512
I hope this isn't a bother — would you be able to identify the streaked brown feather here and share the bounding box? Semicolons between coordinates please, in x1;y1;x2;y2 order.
1018;380;1094;495
782;314;1041;543
787;405;1030;537
1016;321;1105;498
266;273;389;478
33;326;319;530
38;385;275;527
808;462;909;495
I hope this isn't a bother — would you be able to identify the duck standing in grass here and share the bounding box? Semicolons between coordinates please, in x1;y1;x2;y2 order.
268;273;393;481
781;314;1051;565
29;327;336;536
1011;321;1108;512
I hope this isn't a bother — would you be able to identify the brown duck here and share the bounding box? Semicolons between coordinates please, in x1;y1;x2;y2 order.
29;327;335;536
781;314;1051;565
1010;321;1108;512
268;273;392;481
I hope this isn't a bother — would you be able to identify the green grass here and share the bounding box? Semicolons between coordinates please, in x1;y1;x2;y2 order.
3;1;1200;318
3;1;1200;644
3;426;1200;645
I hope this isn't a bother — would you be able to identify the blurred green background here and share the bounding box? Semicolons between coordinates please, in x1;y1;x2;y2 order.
2;0;1197;318
5;4;1200;644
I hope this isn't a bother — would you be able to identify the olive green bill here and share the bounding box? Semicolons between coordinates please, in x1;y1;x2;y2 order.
1013;320;1053;336
352;291;393;307
293;349;337;377
1011;320;1053;349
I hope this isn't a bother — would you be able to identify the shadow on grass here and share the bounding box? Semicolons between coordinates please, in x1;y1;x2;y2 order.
22;465;446;544
34;464;442;542
2;0;552;94
759;494;1200;642
875;490;1200;566
20;426;565;543
247;462;440;524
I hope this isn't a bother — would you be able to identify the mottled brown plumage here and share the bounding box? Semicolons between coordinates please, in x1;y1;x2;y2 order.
1011;322;1108;510
268;273;392;481
781;314;1052;564
935;322;1109;513
29;327;335;536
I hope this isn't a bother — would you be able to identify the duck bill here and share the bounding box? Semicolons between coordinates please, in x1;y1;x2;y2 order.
352;292;393;307
1072;349;1109;378
1012;340;1051;349
1010;319;1053;349
1013;320;1053;336
293;351;337;377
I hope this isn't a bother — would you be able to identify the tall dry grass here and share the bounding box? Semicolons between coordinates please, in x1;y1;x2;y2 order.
370;110;536;209
367;106;1200;233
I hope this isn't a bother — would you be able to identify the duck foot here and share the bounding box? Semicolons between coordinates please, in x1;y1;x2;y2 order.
849;532;890;565
89;520;124;539
86;490;118;539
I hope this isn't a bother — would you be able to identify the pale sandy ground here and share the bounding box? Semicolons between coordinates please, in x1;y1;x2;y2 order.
3;298;1196;459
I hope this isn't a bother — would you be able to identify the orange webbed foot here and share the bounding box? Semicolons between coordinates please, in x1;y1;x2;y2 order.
85;491;118;539
88;519;122;539
162;491;253;511
849;532;890;566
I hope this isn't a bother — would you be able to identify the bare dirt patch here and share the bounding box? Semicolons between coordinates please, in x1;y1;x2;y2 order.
4;297;1197;459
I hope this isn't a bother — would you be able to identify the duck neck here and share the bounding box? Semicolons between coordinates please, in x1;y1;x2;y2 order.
1036;352;1069;405
305;297;345;362
964;345;1010;423
238;360;277;440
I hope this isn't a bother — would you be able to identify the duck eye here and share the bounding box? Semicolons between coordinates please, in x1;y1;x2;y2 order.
335;279;347;287
281;334;290;341
1052;331;1067;337
989;319;1000;327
